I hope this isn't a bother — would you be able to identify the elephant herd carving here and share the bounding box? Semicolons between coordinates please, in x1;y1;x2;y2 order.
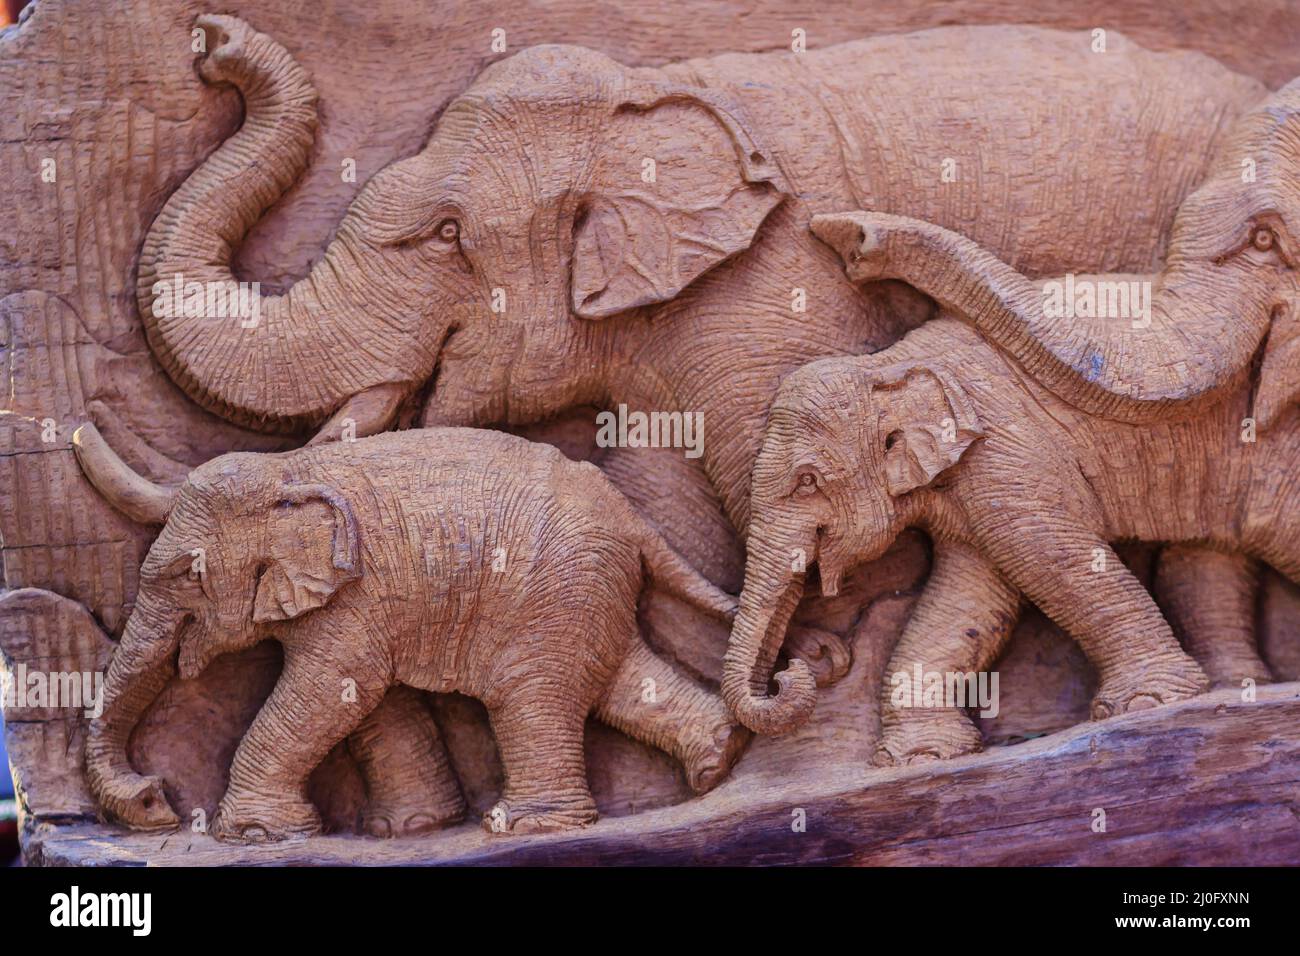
71;14;1298;841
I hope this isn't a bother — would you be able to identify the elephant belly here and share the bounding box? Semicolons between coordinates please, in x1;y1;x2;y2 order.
1079;409;1251;545
394;513;639;704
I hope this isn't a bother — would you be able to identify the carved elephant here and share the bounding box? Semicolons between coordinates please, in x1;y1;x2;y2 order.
138;16;1270;735
725;298;1300;759
811;189;1299;669
808;73;1300;429
76;424;744;842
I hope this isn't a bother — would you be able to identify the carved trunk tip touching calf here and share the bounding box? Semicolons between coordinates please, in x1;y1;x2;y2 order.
76;424;745;842
728;203;1300;759
135;15;1275;709
807;63;1300;430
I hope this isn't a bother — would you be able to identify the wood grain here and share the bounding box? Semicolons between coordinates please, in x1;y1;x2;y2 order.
5;0;1300;865
22;683;1300;866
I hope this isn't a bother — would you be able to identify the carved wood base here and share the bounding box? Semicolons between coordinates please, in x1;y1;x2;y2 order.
20;683;1299;866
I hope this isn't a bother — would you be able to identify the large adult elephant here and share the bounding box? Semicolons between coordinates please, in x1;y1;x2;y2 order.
132;15;1272;749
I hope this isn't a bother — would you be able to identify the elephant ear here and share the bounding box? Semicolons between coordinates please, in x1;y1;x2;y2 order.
572;81;788;319
1254;298;1300;431
253;483;362;624
875;367;985;497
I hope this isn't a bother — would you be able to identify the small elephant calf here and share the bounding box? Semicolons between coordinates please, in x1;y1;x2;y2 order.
85;427;745;842
725;217;1300;764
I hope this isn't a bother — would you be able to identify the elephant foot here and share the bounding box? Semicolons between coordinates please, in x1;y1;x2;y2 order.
873;708;984;767
362;796;465;838
1197;653;1273;690
481;797;598;835
680;720;750;794
100;774;182;832
785;626;853;687
211;790;322;845
1091;656;1209;720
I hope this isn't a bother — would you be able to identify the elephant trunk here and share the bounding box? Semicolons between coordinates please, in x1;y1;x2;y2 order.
85;599;183;831
139;16;440;433
811;212;1274;425
722;528;816;735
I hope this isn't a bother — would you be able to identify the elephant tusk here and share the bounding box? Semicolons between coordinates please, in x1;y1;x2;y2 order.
72;422;180;525
87;400;192;483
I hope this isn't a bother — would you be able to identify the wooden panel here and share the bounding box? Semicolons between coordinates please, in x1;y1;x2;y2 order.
22;683;1300;866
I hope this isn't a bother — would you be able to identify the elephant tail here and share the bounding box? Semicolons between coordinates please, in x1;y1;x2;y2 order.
610;494;736;621
637;527;738;622
577;462;736;620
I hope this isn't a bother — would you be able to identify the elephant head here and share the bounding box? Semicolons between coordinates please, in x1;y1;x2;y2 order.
143;16;787;437
74;424;362;829
722;358;982;734
810;77;1300;429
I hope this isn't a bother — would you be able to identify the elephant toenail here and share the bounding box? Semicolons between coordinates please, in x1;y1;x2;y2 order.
1091;701;1116;720
403;813;441;834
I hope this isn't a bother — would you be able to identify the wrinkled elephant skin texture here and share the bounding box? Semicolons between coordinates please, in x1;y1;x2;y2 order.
86;428;743;843
145;17;1269;516
138;19;1271;690
734;304;1300;763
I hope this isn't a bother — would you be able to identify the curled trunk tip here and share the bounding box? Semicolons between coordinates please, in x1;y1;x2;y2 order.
723;658;817;735
813;210;1273;424
86;737;181;833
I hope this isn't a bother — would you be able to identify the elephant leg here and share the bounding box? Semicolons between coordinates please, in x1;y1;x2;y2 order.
981;522;1208;719
1243;500;1300;602
1153;546;1270;686
347;686;466;837
875;541;1021;767
594;635;748;794
483;693;596;834
213;642;389;844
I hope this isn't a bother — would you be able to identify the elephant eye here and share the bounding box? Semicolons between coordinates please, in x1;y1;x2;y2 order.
793;471;820;496
435;219;460;244
1252;226;1276;252
156;551;197;579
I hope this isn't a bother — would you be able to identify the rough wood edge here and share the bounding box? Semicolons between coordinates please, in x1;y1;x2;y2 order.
21;682;1300;866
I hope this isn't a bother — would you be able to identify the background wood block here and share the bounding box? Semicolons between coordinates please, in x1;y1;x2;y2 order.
4;0;1299;864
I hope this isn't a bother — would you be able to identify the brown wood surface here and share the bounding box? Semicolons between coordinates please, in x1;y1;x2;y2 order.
21;682;1300;866
4;0;1300;865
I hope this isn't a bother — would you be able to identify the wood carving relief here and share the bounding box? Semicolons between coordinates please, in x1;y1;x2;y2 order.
3;0;1299;866
76;425;742;840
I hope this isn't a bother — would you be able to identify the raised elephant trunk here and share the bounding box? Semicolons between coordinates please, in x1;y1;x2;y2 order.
811;211;1275;425
139;16;440;433
810;79;1300;430
85;599;184;831
722;530;816;735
